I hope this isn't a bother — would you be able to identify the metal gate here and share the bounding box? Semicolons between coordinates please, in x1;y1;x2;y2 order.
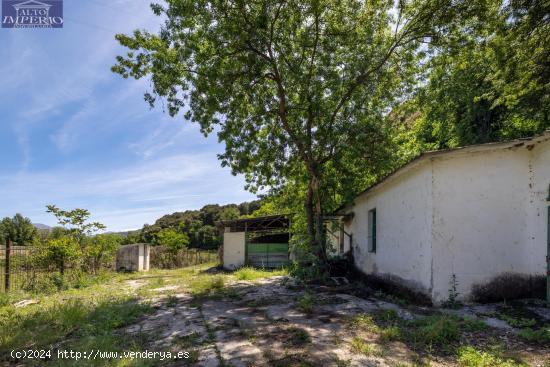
246;242;289;268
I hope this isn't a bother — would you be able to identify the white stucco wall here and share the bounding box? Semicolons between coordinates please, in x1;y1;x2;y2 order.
343;134;550;304
529;139;550;276
430;147;531;302
223;232;246;270
345;161;434;295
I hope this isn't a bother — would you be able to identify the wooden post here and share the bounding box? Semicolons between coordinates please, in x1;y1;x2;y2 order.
5;239;11;292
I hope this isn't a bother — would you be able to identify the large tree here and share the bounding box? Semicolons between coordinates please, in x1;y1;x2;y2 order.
411;0;549;148
113;0;476;262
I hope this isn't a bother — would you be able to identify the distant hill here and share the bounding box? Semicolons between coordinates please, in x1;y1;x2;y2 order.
33;223;51;230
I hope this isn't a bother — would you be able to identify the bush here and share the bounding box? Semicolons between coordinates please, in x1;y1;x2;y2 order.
156;229;189;252
37;237;81;274
83;234;120;273
409;315;460;347
471;273;545;303
517;327;550;343
296;292;315;314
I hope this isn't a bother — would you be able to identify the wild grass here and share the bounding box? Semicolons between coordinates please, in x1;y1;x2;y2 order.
0;281;153;364
233;266;288;281
189;275;225;297
457;346;527;367
350;337;381;356
345;313;379;332
407;315;461;348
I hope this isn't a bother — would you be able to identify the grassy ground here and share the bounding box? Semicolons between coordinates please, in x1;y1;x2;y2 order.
0;264;287;366
0;266;548;367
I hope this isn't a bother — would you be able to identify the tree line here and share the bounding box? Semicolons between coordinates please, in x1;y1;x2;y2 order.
123;200;262;250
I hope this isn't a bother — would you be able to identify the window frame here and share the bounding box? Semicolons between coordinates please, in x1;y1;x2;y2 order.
367;208;377;253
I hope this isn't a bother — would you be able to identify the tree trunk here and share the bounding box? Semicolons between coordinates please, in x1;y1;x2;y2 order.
311;174;327;267
305;183;315;244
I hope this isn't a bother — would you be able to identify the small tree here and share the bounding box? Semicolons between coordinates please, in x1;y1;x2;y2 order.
156;228;189;253
41;237;81;275
46;205;106;248
84;234;122;273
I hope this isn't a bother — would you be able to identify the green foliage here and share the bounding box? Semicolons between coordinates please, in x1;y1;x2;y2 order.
155;228;189;252
286;327;311;346
350;338;381;356
408;315;460;347
83;234;122;273
517;327;550;343
46;205;106;245
113;0;476;270
409;0;549;149
457;346;527;367
296;292;315;314
189;275;225;298
443;274;462;309
379;326;401;342
346;313;378;332
0;287;152;360
138;200;260;249
38;237;81;274
500;314;536;329
0;213;38;246
233;266;288;281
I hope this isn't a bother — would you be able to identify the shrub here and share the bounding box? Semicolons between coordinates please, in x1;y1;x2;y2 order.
286;327;311;346
37;237;81;274
471;273;545;303
83;234;121;273
517;327;550;343
296;292;315;314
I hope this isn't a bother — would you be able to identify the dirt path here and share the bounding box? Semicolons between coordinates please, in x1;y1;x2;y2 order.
123;275;550;367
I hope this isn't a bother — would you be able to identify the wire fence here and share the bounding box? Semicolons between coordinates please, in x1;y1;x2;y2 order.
0;245;48;293
149;246;219;269
0;243;220;293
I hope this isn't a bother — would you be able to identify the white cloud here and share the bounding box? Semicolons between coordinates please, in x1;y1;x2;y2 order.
0;152;255;231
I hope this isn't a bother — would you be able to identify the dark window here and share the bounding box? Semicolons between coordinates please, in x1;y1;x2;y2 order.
368;208;376;253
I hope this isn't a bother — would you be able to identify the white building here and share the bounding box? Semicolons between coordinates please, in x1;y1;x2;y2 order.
330;131;550;304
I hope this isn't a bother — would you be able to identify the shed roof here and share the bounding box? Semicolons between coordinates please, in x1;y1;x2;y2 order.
335;130;550;214
215;214;289;232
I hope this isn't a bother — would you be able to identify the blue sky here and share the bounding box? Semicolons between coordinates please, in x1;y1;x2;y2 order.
0;0;256;231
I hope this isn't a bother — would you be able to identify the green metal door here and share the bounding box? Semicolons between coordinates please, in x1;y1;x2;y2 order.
246;242;289;268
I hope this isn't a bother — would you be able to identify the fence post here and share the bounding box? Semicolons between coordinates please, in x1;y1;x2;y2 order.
5;239;11;292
